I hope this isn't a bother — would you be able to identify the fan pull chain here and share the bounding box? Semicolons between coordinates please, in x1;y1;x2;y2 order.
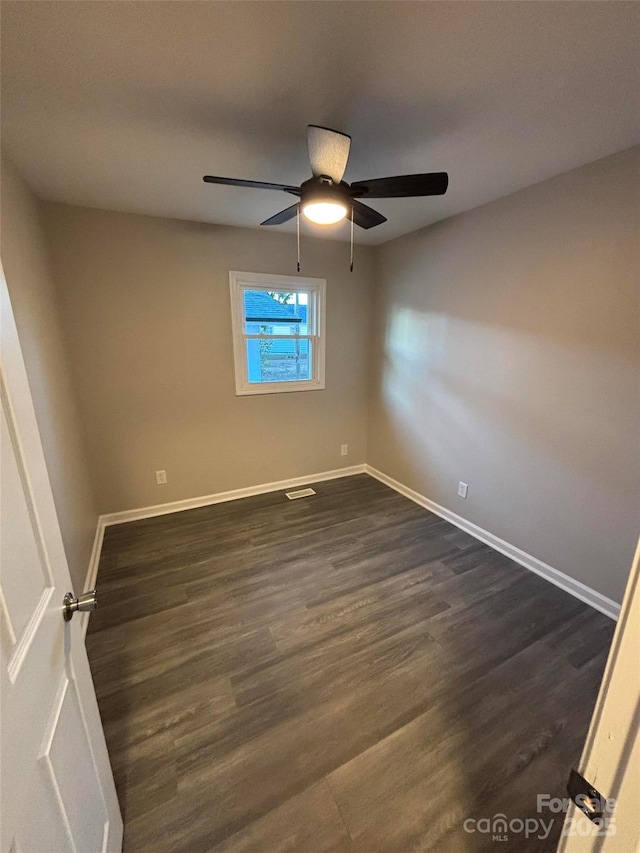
296;205;301;273
350;205;354;272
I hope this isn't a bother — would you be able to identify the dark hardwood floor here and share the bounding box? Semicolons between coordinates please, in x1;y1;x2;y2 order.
86;474;614;852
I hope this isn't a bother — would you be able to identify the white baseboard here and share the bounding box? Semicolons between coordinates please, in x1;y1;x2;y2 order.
81;464;366;636
365;465;621;621
100;464;367;527
82;462;620;636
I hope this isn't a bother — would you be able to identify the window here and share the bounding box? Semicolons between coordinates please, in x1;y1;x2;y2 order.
229;271;326;395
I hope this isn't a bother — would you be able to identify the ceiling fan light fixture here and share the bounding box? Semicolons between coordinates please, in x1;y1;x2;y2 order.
302;200;348;225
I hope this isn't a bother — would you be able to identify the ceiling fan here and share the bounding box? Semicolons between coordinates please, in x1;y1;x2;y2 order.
203;125;448;230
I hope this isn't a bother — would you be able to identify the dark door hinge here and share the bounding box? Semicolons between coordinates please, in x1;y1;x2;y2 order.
567;768;607;822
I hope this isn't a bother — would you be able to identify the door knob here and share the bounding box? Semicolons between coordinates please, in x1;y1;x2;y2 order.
63;589;98;622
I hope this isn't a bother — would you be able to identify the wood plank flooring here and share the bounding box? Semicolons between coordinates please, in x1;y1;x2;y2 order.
86;474;615;852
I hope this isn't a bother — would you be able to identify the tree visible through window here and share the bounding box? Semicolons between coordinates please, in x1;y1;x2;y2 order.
229;272;326;395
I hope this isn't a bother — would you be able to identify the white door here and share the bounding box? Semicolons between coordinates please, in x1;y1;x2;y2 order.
0;270;123;852
559;538;640;853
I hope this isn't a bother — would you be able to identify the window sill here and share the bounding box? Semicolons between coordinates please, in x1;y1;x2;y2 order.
235;379;326;396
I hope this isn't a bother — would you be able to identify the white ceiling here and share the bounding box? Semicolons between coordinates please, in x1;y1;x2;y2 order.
2;1;639;245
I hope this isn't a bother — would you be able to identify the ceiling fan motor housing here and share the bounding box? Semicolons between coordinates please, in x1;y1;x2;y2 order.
299;176;353;208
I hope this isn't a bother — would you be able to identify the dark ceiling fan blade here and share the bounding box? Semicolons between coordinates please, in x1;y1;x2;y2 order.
203;175;299;192
351;199;387;230
307;125;351;183
260;204;299;226
350;172;448;198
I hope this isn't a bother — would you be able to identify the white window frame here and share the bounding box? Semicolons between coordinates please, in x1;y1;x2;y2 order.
229;270;326;396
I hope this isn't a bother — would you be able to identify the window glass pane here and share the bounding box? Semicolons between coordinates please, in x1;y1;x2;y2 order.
246;338;312;384
243;289;310;336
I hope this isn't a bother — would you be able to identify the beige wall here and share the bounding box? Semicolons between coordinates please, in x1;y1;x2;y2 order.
1;157;98;592
42;204;373;513
368;147;640;603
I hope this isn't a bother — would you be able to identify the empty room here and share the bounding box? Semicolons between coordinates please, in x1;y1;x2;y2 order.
1;2;639;852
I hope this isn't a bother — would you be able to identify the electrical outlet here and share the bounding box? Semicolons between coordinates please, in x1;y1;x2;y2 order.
340;444;349;456
156;470;167;485
457;481;468;499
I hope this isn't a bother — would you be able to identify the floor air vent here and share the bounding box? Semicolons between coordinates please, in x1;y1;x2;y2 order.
285;487;317;500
